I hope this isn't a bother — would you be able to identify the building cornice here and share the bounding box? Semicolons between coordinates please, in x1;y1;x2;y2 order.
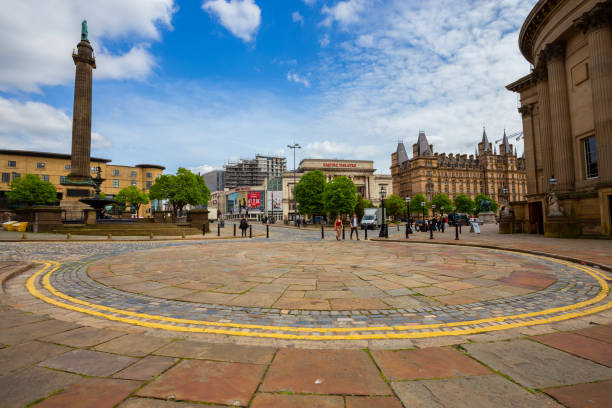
519;0;564;64
0;149;111;163
506;73;537;92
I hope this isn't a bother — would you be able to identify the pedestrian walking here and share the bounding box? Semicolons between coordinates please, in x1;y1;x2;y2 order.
239;216;249;237
350;212;359;240
334;215;343;241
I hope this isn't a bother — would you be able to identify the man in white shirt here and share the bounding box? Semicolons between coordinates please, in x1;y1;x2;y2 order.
350;213;359;240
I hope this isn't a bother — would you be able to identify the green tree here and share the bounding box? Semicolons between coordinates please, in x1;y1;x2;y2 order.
354;197;373;221
432;193;452;215
295;170;326;216
149;168;211;216
409;193;429;216
323;176;358;217
7;174;57;206
384;194;406;220
454;194;475;214
474;194;499;213
115;185;150;216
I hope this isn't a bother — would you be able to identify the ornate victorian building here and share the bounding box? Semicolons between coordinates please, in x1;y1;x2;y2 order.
391;130;527;210
506;0;611;236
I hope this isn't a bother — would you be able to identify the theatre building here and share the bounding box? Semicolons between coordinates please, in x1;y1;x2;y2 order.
281;159;393;221
506;0;612;236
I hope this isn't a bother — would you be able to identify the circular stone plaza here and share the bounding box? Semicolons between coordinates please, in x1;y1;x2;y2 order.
1;225;611;407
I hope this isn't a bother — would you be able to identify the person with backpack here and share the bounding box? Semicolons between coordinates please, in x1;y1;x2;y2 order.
334;215;343;241
239;216;249;237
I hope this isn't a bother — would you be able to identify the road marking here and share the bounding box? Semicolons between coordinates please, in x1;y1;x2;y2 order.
25;248;612;340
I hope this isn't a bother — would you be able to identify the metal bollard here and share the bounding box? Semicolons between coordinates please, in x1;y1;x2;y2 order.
397;224;400;232
266;224;269;238
342;227;345;240
455;223;459;240
202;224;206;236
460;224;462;234
217;223;220;237
430;224;434;239
321;225;324;239
249;225;252;238
365;227;368;240
405;224;409;239
233;224;236;237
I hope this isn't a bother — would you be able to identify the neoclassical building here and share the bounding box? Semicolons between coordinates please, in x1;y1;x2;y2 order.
506;0;611;236
391;131;527;212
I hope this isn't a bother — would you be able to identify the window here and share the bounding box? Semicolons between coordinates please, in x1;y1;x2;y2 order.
41;175;49;182
37;162;45;169
1;173;9;183
146;172;152;178
113;179;119;188
91;167;97;173
584;136;598;179
8;161;16;168
60;176;67;184
65;164;71;170
131;180;137;186
131;171;137;177
12;173;20;180
112;169;120;176
146;181;152;189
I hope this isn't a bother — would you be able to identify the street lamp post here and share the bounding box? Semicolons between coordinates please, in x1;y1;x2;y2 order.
405;196;411;236
440;206;445;232
379;186;388;238
421;201;426;232
287;143;301;226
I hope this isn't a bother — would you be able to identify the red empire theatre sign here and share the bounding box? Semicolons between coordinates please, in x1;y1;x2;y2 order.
322;162;357;168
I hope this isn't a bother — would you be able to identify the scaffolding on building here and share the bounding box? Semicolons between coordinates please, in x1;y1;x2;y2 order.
223;155;287;189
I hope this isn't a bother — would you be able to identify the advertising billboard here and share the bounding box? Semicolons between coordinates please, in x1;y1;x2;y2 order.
248;192;261;209
227;192;239;214
267;191;282;212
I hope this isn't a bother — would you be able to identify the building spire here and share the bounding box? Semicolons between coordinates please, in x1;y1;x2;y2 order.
502;129;511;154
481;126;490;152
417;130;432;156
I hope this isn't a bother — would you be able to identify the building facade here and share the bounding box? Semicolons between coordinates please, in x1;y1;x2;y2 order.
506;0;612;236
0;150;164;215
281;159;393;221
223;155;286;189
202;170;225;192
391;131;527;212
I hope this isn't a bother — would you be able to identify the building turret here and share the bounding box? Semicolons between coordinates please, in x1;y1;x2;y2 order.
478;127;493;155
413;131;433;157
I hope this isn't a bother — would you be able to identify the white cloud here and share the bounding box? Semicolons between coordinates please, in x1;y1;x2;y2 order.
190;164;217;174
287;72;311;87
303;141;383;160
0;96;110;152
0;0;175;92
292;11;304;25
319;34;330;47
202;0;261;43
302;0;317;6
321;0;366;27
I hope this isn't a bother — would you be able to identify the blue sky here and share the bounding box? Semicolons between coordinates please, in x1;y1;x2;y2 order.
0;0;537;174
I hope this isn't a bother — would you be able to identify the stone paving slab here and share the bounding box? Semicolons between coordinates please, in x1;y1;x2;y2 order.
573;323;612;343
119;398;226;407
261;349;391;395
113;355;178;381
371;347;492;380
0;309;49;329
0;340;71;376
0;318;80;345
136;359;266;406
153;340;276;364
33;377;142;408
392;375;561;407
0;366;81;408
93;333;173;357
533;331;612;367
542;379;612;408
42;326;127;348
250;393;345;408
462;339;612;389
39;349;137;377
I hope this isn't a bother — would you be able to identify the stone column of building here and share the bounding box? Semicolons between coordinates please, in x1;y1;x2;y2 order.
520;104;538;193
576;2;612;184
545;41;575;192
69;30;96;181
535;61;555;192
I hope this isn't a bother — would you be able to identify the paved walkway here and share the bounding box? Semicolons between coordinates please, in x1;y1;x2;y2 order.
0;227;611;407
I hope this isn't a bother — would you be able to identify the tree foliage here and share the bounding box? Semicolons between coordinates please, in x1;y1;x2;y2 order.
7;174;57;205
295;170;326;216
474;194;499;213
115;185;149;215
432;193;452;214
454;194;475;214
149;168;211;216
384;194;405;220
409;193;429;215
323;176;358;217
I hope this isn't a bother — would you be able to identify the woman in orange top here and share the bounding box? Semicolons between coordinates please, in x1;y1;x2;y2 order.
334;215;343;241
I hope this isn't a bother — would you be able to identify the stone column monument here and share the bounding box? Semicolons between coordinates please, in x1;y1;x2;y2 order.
63;20;96;197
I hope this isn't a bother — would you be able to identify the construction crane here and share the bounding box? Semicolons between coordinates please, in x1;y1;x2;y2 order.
495;131;523;143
